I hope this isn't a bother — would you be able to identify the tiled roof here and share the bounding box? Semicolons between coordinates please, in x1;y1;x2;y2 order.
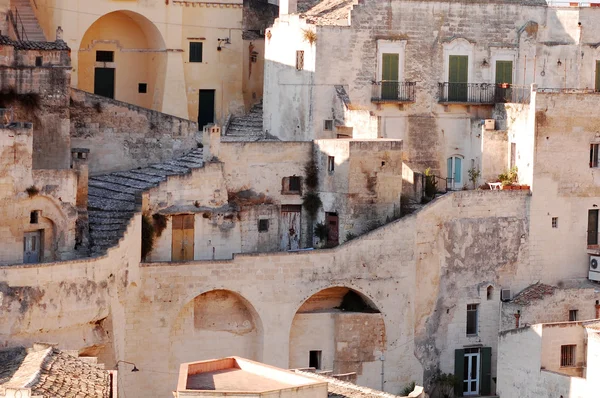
302;0;357;26
294;370;403;398
0;346;111;397
0;35;69;51
511;282;556;305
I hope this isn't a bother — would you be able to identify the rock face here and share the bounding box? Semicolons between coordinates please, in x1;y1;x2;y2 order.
87;148;204;255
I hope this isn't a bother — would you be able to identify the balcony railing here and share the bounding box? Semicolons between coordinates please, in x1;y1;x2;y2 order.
371;81;416;103
438;83;532;105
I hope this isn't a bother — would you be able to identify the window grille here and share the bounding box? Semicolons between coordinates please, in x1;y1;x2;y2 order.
296;50;304;71
561;345;576;367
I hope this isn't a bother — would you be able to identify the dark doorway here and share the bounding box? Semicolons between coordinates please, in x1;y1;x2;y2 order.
326;212;339;247
198;89;215;129
309;350;322;370
94;67;115;99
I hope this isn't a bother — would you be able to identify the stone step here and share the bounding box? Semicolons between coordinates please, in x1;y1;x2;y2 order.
132;167;177;177
90;229;124;241
175;158;204;167
88;195;136;212
88;179;140;195
112;170;167;184
154;163;189;174
88;211;134;221
88;187;136;202
89;223;127;232
91;175;156;190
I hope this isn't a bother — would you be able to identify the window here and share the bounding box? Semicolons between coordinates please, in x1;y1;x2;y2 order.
30;211;38;224
296;50;304;71
510;143;517;170
96;51;114;63
552;217;558;228
327;156;335;173
560;345;576;367
590;144;599;168
289;176;301;192
466;304;478;336
596;60;600;92
486;286;493;300
35;56;43;67
258;219;269;232
324;120;333;131
588;209;599;246
138;83;147;94
189;42;203;63
282;176;302;194
309;350;322;370
250;51;258;63
569;309;578;321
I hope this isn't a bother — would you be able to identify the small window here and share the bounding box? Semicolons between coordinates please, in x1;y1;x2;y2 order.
328;156;335;173
309;350;322;370
552;217;558;228
258;219;269;232
588;209;599;246
138;83;147;94
35;56;43;67
486;286;494;300
30;211;38;224
96;51;114;63
289;176;301;192
591;144;600;168
561;344;576;367
466;304;478;336
324;120;333;131
190;42;203;63
296;50;304;71
569;309;578;321
250;51;258;63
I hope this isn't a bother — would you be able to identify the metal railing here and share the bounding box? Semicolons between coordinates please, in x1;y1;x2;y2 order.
439;83;532;105
371;81;416;103
7;8;29;42
495;85;532;104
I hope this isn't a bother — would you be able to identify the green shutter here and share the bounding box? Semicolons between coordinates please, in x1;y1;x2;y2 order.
495;61;513;84
454;349;465;397
449;55;468;83
480;347;492;396
596;61;600;92
382;53;399;81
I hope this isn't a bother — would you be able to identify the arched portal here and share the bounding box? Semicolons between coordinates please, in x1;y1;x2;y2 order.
169;290;264;367
78;11;167;110
288;286;385;388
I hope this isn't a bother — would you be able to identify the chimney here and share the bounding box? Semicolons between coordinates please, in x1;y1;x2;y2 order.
514;311;521;328
202;124;221;162
279;0;298;17
71;148;89;209
56;26;63;41
595;300;600;319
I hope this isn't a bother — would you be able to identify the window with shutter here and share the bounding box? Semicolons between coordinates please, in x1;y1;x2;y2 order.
381;53;399;99
449;55;468;101
190;42;203;63
588;209;599;246
495;61;513;84
596;61;600;92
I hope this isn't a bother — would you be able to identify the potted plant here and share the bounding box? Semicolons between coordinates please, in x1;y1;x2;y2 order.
498;166;518;189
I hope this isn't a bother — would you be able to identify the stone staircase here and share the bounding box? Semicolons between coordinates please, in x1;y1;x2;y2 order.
223;101;267;141
87;148;204;255
9;0;46;42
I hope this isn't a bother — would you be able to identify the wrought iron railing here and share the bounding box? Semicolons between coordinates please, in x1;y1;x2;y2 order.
438;82;496;104
495;85;531;104
7;8;29;42
371;81;416;103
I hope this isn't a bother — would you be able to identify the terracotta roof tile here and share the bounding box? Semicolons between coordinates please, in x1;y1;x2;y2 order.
0;35;69;51
511;282;556;305
294;370;403;398
302;0;357;26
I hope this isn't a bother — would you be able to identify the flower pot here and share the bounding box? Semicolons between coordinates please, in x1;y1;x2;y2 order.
520;185;530;190
501;185;512;190
570;2;579;6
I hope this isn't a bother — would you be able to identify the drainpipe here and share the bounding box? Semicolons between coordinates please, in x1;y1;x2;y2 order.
514;311;521;328
379;354;385;392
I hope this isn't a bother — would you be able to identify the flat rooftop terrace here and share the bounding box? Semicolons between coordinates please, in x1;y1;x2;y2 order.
186;367;294;391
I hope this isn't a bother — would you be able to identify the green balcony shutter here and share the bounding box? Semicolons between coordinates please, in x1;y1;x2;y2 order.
480;347;492;395
454;349;465;397
382;53;399;81
596;61;600;92
449;55;468;83
495;61;513;84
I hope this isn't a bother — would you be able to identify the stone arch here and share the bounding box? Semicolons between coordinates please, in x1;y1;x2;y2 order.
288;286;385;389
77;10;167;110
169;289;264;368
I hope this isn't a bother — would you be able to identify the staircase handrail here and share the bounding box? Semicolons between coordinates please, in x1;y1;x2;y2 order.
7;8;29;42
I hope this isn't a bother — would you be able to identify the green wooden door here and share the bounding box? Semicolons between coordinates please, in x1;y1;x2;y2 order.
480;347;492;396
596;61;600;92
496;61;513;102
382;53;399;100
454;349;465;397
449;55;468;101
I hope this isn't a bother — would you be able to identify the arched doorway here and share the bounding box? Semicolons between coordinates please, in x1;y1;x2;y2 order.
170;290;264;366
288;287;385;388
447;155;464;190
78;11;167;111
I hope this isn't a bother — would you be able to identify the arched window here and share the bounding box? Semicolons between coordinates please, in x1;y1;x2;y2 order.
487;285;494;300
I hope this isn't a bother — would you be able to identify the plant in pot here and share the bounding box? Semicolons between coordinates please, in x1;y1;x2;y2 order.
498;166;518;189
468;167;481;189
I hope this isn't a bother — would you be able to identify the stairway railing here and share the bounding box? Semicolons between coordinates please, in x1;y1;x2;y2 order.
7;8;29;42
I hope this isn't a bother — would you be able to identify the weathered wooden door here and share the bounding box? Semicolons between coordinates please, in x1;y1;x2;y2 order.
495;60;513;102
23;231;41;264
198;89;215;129
326;212;339;246
172;214;195;261
448;55;468;101
94;67;115;99
381;53;399;100
280;205;301;251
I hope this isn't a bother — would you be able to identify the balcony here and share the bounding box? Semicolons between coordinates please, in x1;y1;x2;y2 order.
438;83;531;105
371;81;416;104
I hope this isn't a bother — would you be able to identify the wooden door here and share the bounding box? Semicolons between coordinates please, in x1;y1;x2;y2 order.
94;68;115;99
381;53;399;100
172;214;195;261
23;231;41;264
449;55;468;101
495;60;513;102
280;205;301;251
589;209;599;246
326;212;339;246
596;61;600;92
198;89;215;129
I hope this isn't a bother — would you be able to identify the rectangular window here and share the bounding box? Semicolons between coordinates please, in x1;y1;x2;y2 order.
569;309;578;321
289;176;301;192
596;60;600;92
138;83;147;94
560;344;576;367
30;211;38;224
250;51;258;63
96;51;114;63
588;209;599;245
495;60;513;84
466;304;478;336
309;350;322;370
189;42;203;63
324;120;333;131
296;50;304;71
35;56;43;67
328;156;335;173
258;219;269;232
552;217;558;228
591;144;599;168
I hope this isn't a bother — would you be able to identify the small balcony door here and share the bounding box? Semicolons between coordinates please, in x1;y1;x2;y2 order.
381;53;399;100
495;60;513;102
448;55;468;101
447;156;463;190
23;231;41;264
